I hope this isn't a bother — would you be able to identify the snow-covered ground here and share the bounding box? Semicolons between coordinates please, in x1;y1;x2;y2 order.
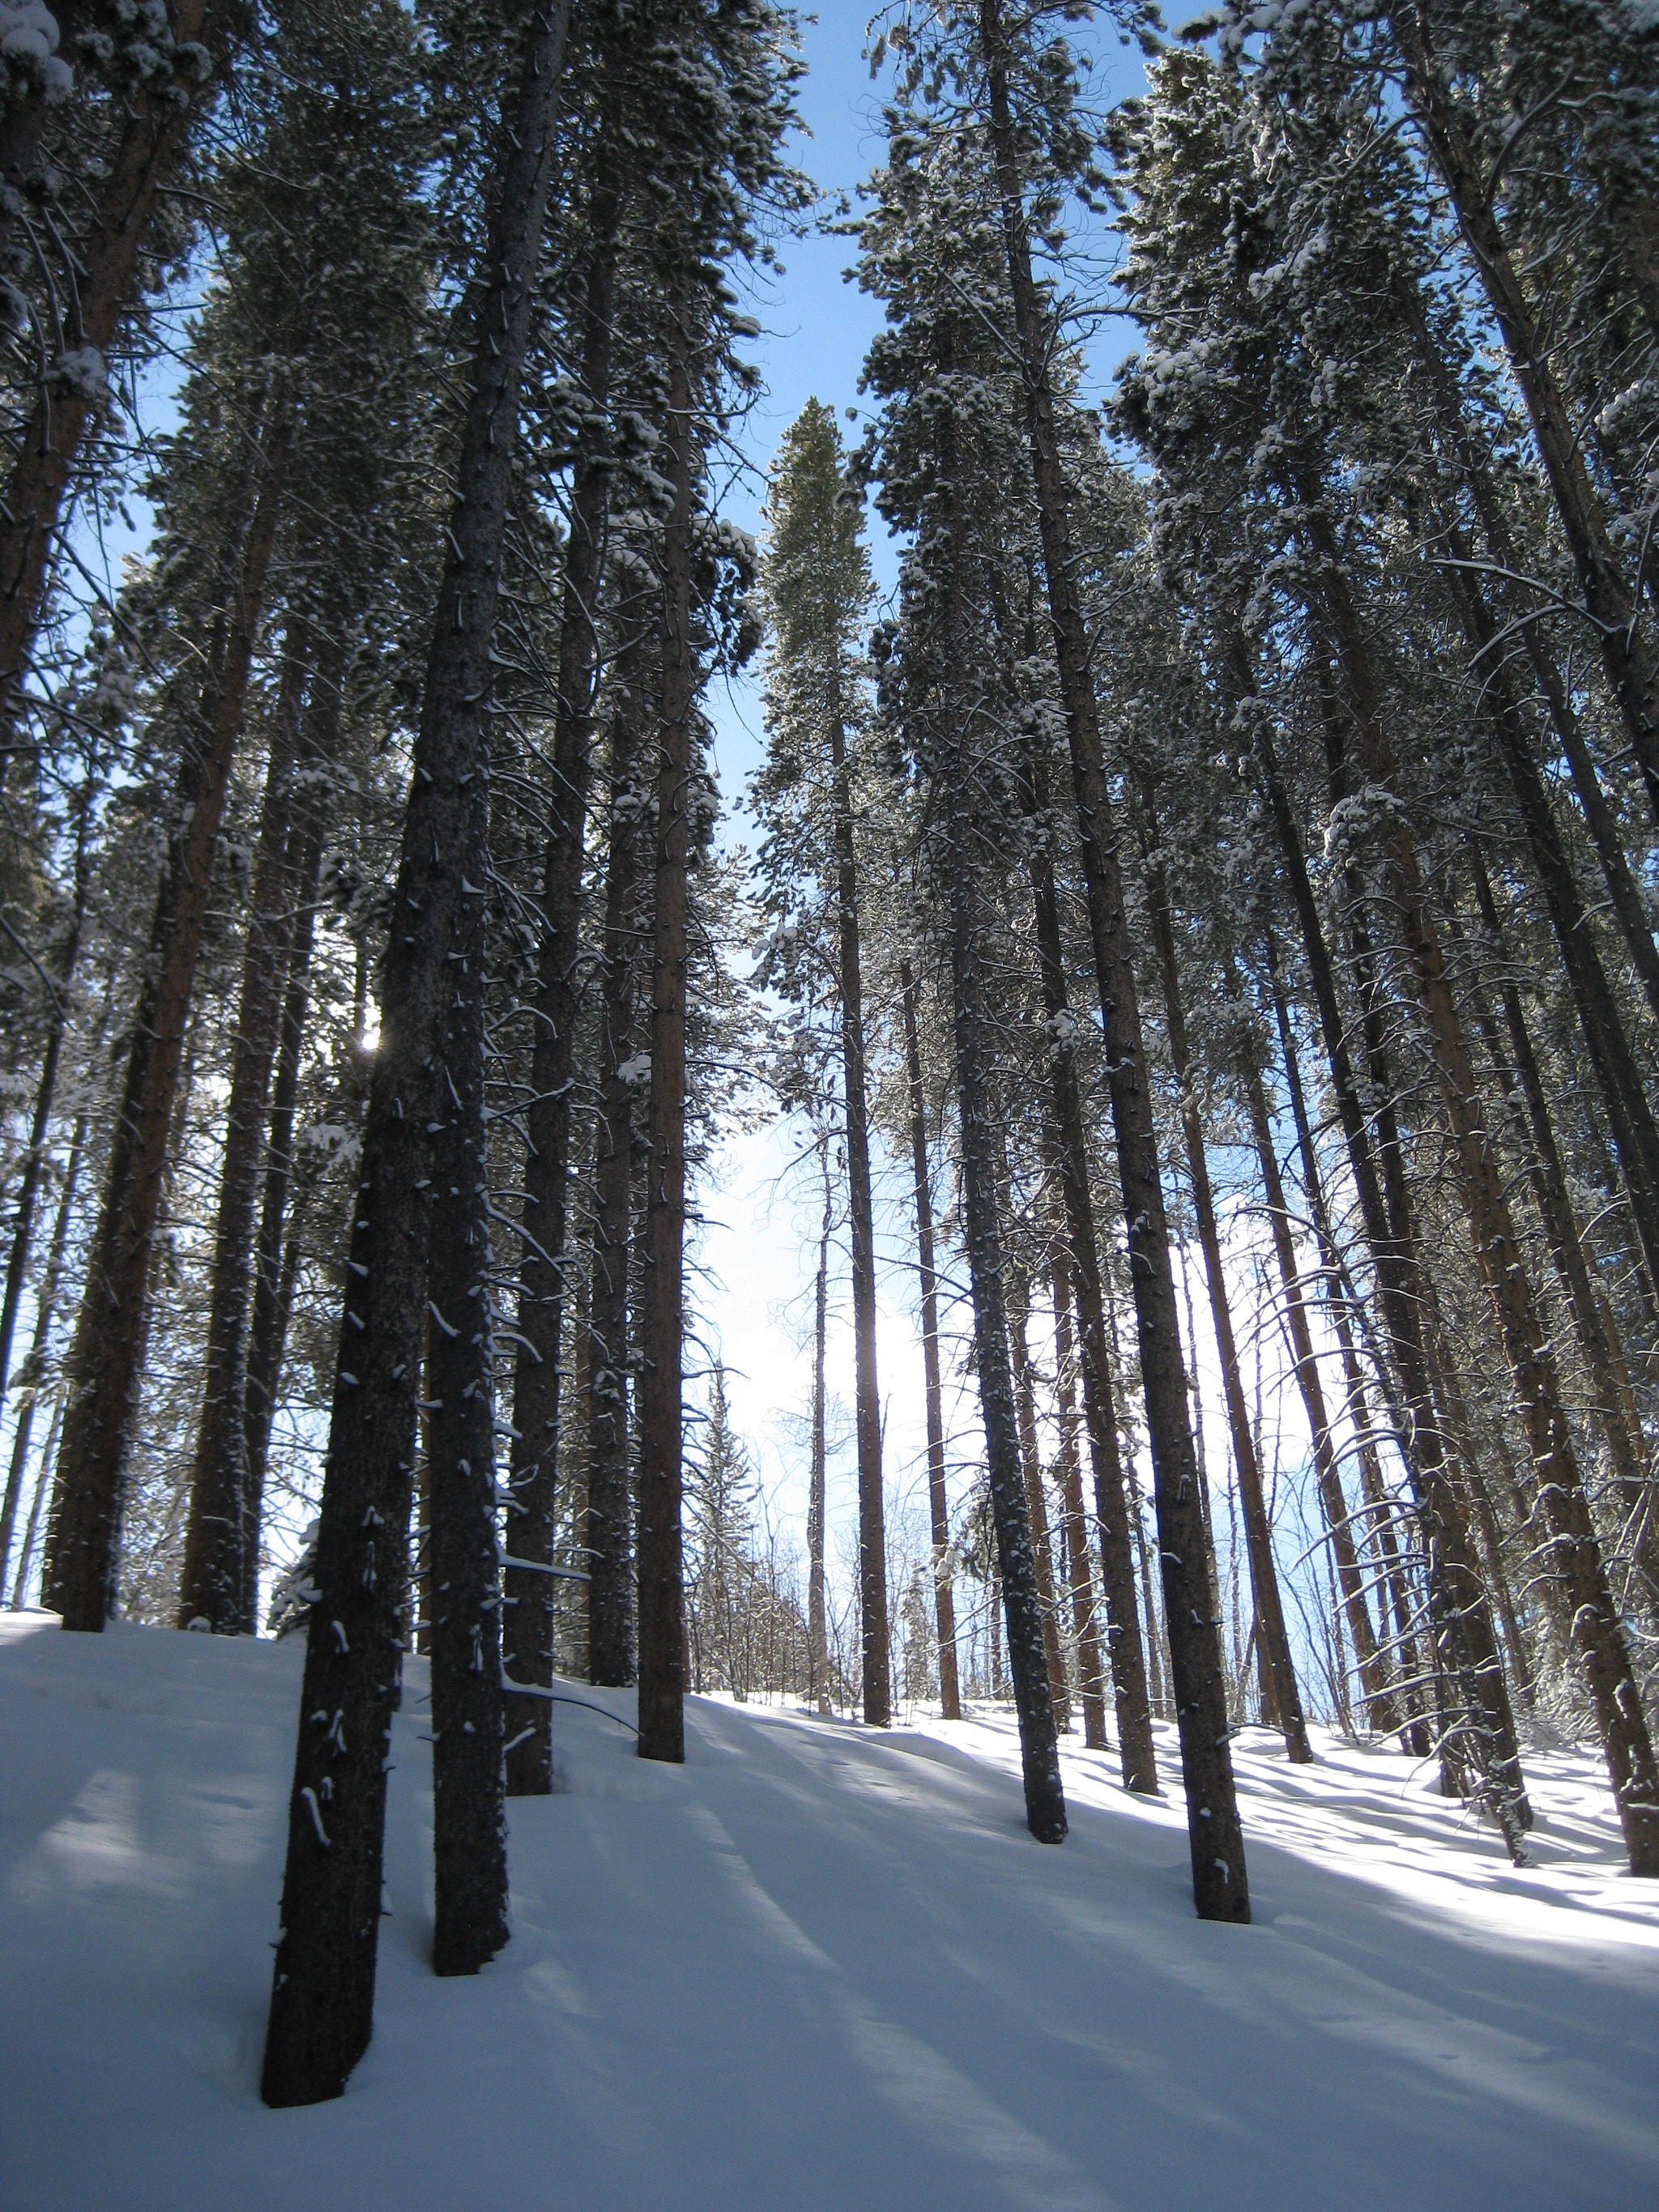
2;1613;1655;2211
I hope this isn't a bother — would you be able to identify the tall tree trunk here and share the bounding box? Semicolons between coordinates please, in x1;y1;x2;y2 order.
0;1110;87;1598
635;324;694;1767
584;624;648;1690
1236;1038;1397;1734
1048;1233;1108;1751
1139;786;1311;1762
1318;549;1659;1873
502;144;627;1794
425;774;508;1976
259;3;571;2108
808;1136;831;1714
1016;754;1157;1788
900;960;959;1720
238;659;337;1628
830;695;888;1726
1252;703;1529;1849
946;849;1064;1843
1009;1257;1069;1731
177;622;309;1630
45;399;290;1630
979;0;1243;1913
1390;6;1659;822
0;0;225;738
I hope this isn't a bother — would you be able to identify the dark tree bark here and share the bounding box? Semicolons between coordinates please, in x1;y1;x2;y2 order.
504;138;627;1793
45;399;290;1630
0;0;226;738
946;850;1065;1843
584;621;649;1690
829;691;888;1726
807;1136;832;1713
1047;1234;1108;1751
425;786;509;1977
635;325;694;1768
177;624;309;1631
979;0;1244;1915
1138;786;1311;1763
899;959;959;1720
258;3;572;2108
1015;755;1158;1788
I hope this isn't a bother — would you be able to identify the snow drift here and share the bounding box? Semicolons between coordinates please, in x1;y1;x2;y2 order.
2;1613;1655;2210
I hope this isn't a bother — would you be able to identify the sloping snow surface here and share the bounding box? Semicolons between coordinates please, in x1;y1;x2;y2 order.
2;1612;1656;2210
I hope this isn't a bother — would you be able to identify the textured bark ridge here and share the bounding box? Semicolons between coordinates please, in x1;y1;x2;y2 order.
427;777;509;1977
635;329;694;1768
260;2;572;2108
584;614;650;1690
979;0;1243;1916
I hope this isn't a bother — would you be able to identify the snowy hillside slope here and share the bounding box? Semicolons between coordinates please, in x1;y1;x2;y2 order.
2;1613;1655;2212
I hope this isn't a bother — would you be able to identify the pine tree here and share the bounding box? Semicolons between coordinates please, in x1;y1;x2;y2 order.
757;396;890;1727
260;0;574;2108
